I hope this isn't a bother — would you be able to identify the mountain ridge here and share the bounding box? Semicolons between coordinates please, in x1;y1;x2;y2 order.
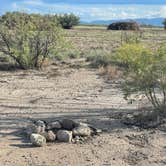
81;18;165;26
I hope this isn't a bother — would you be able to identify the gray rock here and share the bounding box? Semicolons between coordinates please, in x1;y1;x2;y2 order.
57;130;72;142
47;121;62;130
35;120;46;127
26;124;45;136
75;122;102;135
61;119;76;130
75;136;80;140
72;126;91;137
30;133;46;147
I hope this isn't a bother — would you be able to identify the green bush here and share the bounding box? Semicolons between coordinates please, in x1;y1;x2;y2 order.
114;44;153;67
163;19;166;30
0;12;63;69
115;43;166;112
57;14;80;29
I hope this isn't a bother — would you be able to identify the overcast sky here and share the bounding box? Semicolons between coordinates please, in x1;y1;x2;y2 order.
0;0;166;21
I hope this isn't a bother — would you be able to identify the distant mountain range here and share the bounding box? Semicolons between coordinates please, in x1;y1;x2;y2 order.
81;18;165;27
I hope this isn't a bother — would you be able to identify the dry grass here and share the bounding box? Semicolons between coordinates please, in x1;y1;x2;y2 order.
65;26;166;56
99;65;122;80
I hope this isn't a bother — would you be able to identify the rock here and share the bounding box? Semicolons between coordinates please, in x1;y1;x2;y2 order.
75;122;102;135
57;130;72;142
25;124;36;136
90;127;102;135
26;124;45;136
72;136;80;144
33;120;46;133
61;119;76;130
71;138;76;143
47;121;62;130
75;122;90;128
94;129;102;134
75;136;80;140
35;126;46;134
35;120;46;127
72;126;91;137
45;131;56;142
30;134;46;147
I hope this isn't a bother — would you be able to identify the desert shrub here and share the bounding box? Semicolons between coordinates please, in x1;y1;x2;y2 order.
120;31;143;45
122;109;162;128
54;49;80;61
107;21;140;31
163;19;166;30
115;43;166;112
57;14;79;29
86;50;112;67
0;12;63;69
0;12;30;29
114;44;153;67
0;12;59;30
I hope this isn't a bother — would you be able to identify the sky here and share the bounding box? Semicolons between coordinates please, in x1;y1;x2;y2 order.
0;0;166;21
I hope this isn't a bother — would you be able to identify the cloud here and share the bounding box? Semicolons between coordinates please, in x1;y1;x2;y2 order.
9;1;166;21
23;0;43;6
161;5;166;17
12;2;18;9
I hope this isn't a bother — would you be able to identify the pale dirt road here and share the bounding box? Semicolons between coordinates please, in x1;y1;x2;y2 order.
0;61;165;166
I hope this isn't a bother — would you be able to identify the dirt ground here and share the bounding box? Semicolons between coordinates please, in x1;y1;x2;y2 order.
0;60;166;166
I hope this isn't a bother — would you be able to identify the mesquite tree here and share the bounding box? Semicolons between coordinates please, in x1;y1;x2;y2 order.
57;14;80;29
163;19;166;30
0;12;62;69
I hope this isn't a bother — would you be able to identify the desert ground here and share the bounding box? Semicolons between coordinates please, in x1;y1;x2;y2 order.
0;26;166;166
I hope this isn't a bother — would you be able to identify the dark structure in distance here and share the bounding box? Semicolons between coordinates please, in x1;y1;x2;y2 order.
107;21;140;30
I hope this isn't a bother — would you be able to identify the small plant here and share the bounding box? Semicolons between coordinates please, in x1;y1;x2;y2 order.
115;43;166;113
54;49;80;61
86;50;112;68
